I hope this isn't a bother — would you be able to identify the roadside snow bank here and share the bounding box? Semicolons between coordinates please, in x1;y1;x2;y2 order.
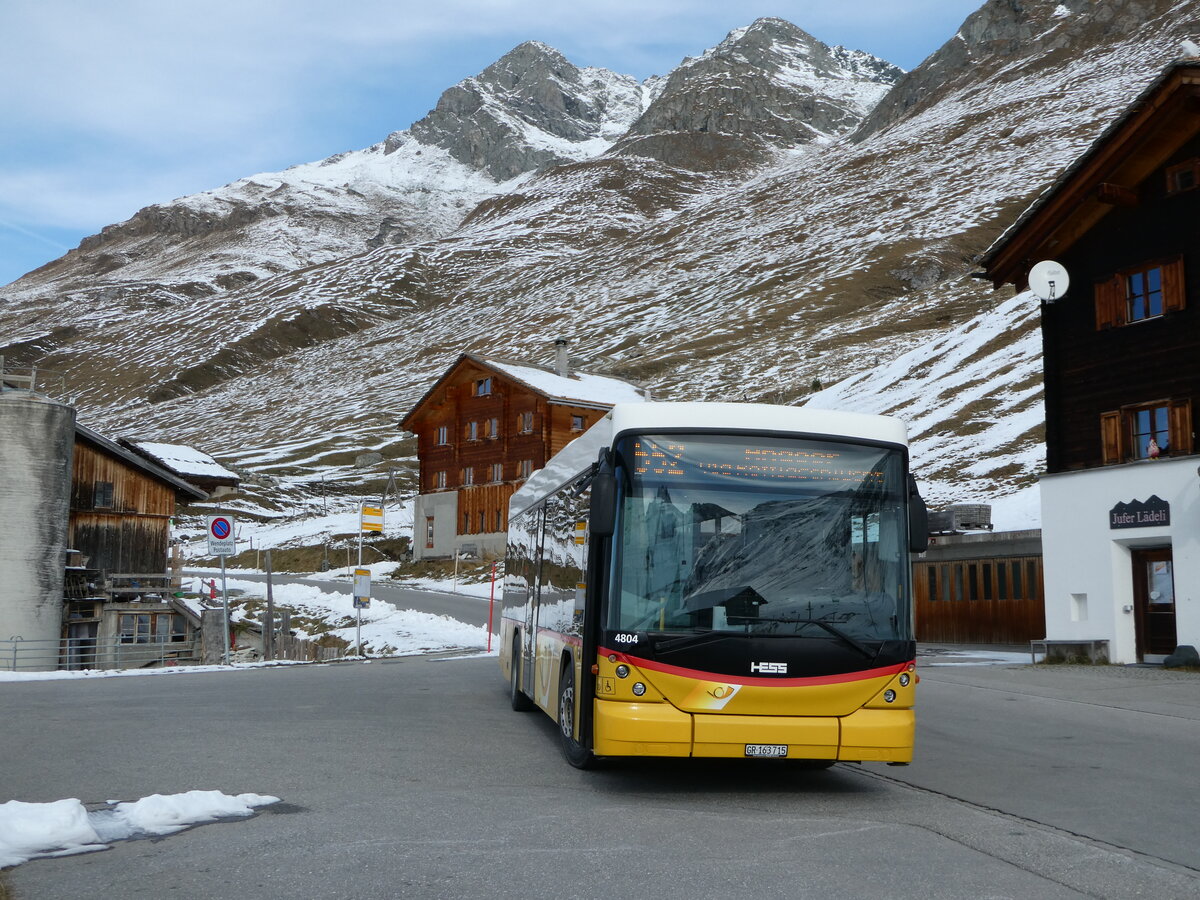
210;576;492;654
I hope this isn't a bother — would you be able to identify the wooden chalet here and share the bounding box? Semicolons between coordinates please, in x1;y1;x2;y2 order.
981;60;1200;663
401;348;646;560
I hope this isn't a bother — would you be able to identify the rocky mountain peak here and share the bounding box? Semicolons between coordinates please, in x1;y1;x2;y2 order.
479;40;572;89
615;17;902;170
408;41;647;180
704;17;902;84
2;2;1190;526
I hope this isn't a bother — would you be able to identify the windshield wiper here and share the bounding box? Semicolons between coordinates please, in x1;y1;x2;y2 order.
727;617;876;660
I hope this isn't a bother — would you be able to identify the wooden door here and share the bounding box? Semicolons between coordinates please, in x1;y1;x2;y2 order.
1132;548;1177;660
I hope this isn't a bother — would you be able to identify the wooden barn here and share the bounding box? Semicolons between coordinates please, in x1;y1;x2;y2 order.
70;423;207;574
61;424;208;669
401;346;646;560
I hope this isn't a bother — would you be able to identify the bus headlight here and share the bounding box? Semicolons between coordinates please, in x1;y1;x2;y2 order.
898;673;910;687
632;682;647;697
616;665;630;678
883;690;897;703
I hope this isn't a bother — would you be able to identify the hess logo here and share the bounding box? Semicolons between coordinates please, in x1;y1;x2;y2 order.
750;661;788;675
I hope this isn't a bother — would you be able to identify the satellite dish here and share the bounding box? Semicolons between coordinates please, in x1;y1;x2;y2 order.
1028;260;1070;302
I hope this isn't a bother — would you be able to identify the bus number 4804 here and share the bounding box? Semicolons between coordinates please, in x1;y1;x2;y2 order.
613;633;639;645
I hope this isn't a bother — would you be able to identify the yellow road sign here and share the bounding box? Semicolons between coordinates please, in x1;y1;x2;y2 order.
361;505;384;533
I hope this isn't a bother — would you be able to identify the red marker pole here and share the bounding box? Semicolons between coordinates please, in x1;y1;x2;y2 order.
487;562;498;652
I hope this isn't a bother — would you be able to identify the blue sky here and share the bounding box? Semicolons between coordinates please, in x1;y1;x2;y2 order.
0;0;983;288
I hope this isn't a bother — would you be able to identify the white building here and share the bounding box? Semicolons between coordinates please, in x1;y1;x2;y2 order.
1040;461;1197;663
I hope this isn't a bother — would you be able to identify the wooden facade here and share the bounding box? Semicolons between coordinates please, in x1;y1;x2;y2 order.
1041;134;1198;472
402;353;643;557
70;425;206;575
983;63;1200;474
913;532;1045;644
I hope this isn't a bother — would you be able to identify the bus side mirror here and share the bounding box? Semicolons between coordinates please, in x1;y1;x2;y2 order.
590;468;617;538
908;475;928;553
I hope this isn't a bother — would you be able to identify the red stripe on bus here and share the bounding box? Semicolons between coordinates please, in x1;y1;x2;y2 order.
598;648;909;687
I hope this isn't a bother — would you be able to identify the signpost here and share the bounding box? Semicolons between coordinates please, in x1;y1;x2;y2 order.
264;550;275;661
353;568;370;655
207;515;236;556
354;502;381;656
207;515;237;665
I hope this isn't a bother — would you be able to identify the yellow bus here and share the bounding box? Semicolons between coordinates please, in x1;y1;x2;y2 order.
499;402;927;768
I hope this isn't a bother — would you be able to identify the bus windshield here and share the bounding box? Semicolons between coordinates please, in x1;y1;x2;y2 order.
608;433;911;642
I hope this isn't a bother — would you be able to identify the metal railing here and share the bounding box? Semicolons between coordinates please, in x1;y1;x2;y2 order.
0;354;69;399
2;635;199;672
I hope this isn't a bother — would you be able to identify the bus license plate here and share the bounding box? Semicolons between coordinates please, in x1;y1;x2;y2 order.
745;744;788;758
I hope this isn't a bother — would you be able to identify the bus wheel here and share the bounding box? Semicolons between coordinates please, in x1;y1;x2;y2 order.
557;665;594;769
510;637;534;712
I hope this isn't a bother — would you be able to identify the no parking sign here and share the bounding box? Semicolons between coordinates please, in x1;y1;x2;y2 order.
207;515;237;557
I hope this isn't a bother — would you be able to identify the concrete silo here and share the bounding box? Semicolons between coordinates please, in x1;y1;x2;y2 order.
0;389;75;669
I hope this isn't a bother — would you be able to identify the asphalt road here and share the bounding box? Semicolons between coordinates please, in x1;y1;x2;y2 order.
187;569;498;629
3;656;1198;899
886;659;1200;870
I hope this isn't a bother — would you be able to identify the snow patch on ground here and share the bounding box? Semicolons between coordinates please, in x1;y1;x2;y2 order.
0;791;278;868
180;573;493;655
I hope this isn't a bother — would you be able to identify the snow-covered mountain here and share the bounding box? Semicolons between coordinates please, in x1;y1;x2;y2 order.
409;40;658;179
3;42;660;298
621;17;902;161
1;4;1192;530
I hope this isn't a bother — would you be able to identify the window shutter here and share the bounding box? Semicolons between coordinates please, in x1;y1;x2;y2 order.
1169;399;1193;455
1094;275;1123;330
1100;411;1122;464
1162;256;1186;313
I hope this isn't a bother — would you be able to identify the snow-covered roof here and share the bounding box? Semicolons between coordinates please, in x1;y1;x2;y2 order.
75;425;207;501
122;440;238;483
478;356;646;408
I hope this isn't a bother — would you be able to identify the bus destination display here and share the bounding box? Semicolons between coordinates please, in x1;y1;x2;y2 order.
630;436;888;488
